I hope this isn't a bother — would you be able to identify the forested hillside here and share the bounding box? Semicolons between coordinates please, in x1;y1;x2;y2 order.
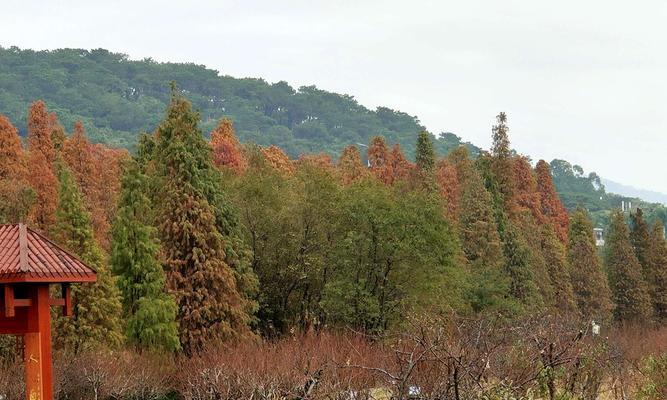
1;91;666;398
0;46;476;158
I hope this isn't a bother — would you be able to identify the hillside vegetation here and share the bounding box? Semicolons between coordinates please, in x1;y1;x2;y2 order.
0;46;475;158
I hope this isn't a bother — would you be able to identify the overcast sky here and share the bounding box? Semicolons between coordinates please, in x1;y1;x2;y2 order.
3;0;667;192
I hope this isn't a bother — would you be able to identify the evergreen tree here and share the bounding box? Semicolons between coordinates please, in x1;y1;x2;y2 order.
605;210;652;322
52;163;123;351
415;131;435;173
502;222;539;306
490;112;515;210
630;208;651;275
338;145;368;185
458;166;509;312
368;136;393;185
567;207;613;322
153;90;255;355
535;160;569;243
540;225;576;314
646;222;667;321
111;160;179;352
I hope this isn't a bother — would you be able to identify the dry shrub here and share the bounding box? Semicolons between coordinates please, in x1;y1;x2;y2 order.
174;332;383;399
54;350;173;400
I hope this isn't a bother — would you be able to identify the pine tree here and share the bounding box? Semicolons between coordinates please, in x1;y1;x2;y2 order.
535;160;569;243
415;131;435;173
338;145;368;185
111;160;179;352
26;102;58;231
567;207;613;322
368;136;394;185
0;115;34;223
605;210;652;322
153;90;254;355
210;118;247;174
490;112;515;210
646;222;667;321
52;162;123;351
458;166;509;312
540;225;576;314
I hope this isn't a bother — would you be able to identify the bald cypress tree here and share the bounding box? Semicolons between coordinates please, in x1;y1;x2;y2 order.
567;207;613;322
52;163;123;351
605;210;652;323
26;101;58;231
0;115;34;223
535;160;569;243
111;160;179;352
153;90;254;355
338;145;368;185
368;135;393;185
646;222;667;321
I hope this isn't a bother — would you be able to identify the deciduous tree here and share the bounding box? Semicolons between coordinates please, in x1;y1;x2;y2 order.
368;136;393;185
535;160;569;243
210;118;247;174
153;90;254;354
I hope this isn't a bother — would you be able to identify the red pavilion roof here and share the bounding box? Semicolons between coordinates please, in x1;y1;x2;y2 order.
0;224;96;284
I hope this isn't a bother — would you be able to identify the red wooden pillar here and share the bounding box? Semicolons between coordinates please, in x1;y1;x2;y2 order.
24;284;53;400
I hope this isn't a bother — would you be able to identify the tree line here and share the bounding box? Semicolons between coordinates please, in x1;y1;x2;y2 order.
0;91;665;356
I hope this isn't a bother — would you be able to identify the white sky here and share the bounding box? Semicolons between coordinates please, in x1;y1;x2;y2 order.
2;0;667;192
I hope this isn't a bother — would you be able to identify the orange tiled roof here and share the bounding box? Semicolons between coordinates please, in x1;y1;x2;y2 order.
0;224;96;284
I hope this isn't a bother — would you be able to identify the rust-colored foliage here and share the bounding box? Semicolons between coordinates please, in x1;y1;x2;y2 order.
0;115;26;179
337;145;368;185
26;101;58;231
49;112;66;153
512;156;543;223
535;160;569;243
210;118;247;174
62;122;127;249
297;153;334;172
390;144;414;183
0;115;34;223
436;159;460;221
368;136;394;185
27;100;56;165
261;145;295;175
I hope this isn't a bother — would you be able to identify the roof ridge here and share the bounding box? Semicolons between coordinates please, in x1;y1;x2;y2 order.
18;223;29;273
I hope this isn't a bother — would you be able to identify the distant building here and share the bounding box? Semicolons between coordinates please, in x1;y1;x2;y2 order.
594;228;605;247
